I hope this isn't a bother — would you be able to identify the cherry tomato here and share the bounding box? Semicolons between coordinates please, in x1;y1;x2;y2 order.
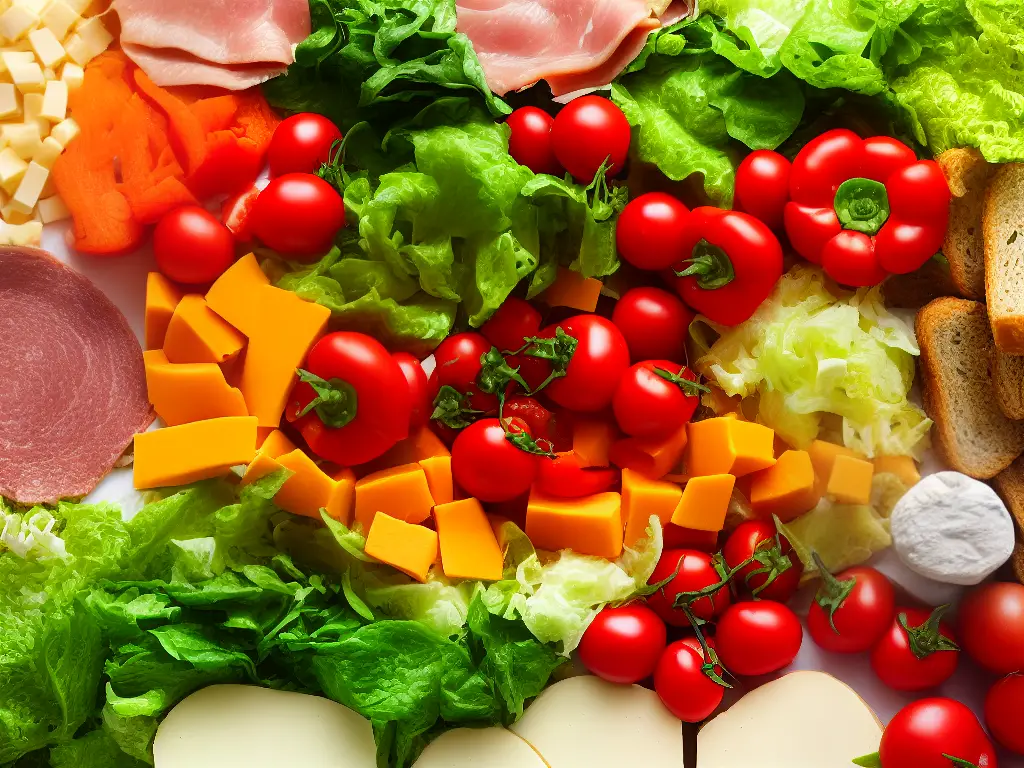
502;396;554;442
878;698;998;768
153;206;235;285
654;639;725;722
578;604;667;684
612;360;701;439
536;452;618;498
481;298;547;392
647;549;730;625
611;287;693;364
541;315;631;413
392;352;430;432
986;673;1024;755
807;565;895;654
251;173;345;259
451;418;538;502
616;192;690;270
715;601;803;676
734;150;792;230
958;582;1024;676
506;107;562;176
551;95;631;183
268;113;343;176
221;183;261;243
429;332;498;421
871;606;960;692
721;520;803;603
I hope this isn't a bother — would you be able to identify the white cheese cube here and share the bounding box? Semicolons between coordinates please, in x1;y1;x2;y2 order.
0;146;27;186
28;27;65;69
13;0;51;15
0;82;18;118
0;4;37;41
37;193;68;222
38;170;53;197
1;50;35;73
39;78;64;121
48;114;75;144
9;59;44;92
1;219;42;245
62;33;89;66
2;121;40;159
59;59;80;89
10;159;47;213
64;0;90;13
21;90;48;135
40;1;78;40
73;15;109;57
31;134;59;167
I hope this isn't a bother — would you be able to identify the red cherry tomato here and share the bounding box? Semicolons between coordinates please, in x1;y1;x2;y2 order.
616;192;690;270
502;396;554;442
578;604;667;684
734;150;791;230
611;287;693;364
506;107;562;176
251;173;345;259
721;520;803;603
268;113;343;176
986;673;1024;755
551;95;631;183
392;352;430;432
647;549;730;625
612;361;701;439
451;418;537;502
654;639;725;722
429;331;500;426
153;206;235;285
536;452;618;498
807;565;895;654
879;698;998;768
481;297;547;392
541;315;631;413
958;582;1024;676
871;606;960;692
715;601;803;676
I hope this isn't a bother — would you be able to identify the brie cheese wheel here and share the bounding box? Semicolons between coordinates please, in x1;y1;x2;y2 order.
153;685;376;768
510;676;686;767
697;672;881;768
414;727;546;767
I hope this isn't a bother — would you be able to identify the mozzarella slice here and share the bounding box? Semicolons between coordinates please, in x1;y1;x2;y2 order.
414;728;547;768
697;672;881;768
153;685;377;768
510;676;686;768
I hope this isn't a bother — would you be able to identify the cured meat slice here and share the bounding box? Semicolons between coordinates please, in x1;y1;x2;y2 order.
0;248;153;504
121;44;288;90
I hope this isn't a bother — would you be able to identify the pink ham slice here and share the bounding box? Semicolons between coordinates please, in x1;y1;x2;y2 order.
121;43;289;90
0;248;153;504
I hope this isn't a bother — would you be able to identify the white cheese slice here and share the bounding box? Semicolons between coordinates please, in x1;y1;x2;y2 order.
39;78;65;121
510;676;686;768
0;83;18;119
40;1;79;40
0;4;37;41
414;728;547;768
697;672;881;768
36;193;68;222
28;27;65;69
153;685;377;768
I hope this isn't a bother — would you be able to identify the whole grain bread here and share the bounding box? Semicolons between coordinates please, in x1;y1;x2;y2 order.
984;163;1024;353
937;148;996;300
916;297;1024;478
992;457;1024;584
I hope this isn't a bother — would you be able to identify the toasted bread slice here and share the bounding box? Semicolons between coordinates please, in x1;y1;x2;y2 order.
984;163;1024;353
993;457;1024;584
938;148;995;300
993;347;1024;420
917;297;1024;478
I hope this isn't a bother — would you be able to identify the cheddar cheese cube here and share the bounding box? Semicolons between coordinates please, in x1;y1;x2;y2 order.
573;416;614;467
205;253;271;330
134;416;258;490
671;474;735;532
354;463;434;532
145;273;181;349
808;439;860;495
873;455;920;487
526;491;623;559
749;449;819;522
621;467;682;547
144;349;247;427
434;498;504;581
419;455;454;506
686;418;776;478
163;294;245;365
252;449;354;524
541;267;603;312
364;513;438;583
827;454;874;505
609;426;688;479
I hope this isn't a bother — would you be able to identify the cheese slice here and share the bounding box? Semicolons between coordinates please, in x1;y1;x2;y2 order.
153;685;376;768
134;416;257;490
413;728;546;768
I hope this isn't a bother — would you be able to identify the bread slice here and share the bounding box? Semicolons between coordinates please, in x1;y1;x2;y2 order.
938;148;995;300
984;163;1024;353
882;257;958;309
993;457;1024;584
993;347;1024;420
917;297;1024;478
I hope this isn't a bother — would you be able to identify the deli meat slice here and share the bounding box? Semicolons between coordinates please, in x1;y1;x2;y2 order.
121;43;290;91
0;248;153;504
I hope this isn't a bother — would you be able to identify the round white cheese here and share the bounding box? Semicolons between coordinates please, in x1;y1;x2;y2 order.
890;471;1015;585
413;727;547;767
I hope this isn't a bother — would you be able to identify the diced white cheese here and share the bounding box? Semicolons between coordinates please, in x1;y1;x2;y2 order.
48;114;74;144
0;219;42;245
1;196;32;220
28;27;65;69
2;121;40;158
36;193;67;222
59;60;80;89
39;1;78;40
61;33;90;66
10;159;46;212
64;0;91;14
22;91;48;135
1;50;35;73
37;169;53;197
71;15;109;58
0;4;37;41
13;0;51;15
31;134;59;166
0;83;18;118
9;59;44;92
0;146;26;186
39;78;64;121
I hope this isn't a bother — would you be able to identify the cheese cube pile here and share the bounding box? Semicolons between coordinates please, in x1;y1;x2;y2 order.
0;0;111;245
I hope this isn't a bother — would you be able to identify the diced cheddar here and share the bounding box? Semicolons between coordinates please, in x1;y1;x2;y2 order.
36;193;68;222
243;445;356;524
205;254;271;330
133;416;258;490
434;498;504;581
621;468;682;547
609;426;688;479
39;78;66;121
873;455;920;487
364;513;438;583
541;267;603;312
671;474;735;532
40;1;78;39
749;449;819;522
808;440;859;495
356;427;450;477
59;61;83;90
686;418;776;478
9;159;46;213
0;84;17;118
354;463;435;532
0;4;37;40
28;27;64;69
163;294;245;365
573;416;614;467
257;429;299;459
49;116;77;146
145;272;182;349
144;349;248;427
526;490;623;559
419;455;454;506
827;454;874;505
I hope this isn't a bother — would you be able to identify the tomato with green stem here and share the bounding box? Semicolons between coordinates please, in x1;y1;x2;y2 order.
715;601;803;676
647;549;731;625
578;604;666;684
655;639;725;722
482;298;548;392
807;559;896;653
871;605;960;692
612;360;706;439
537;315;630;412
721;520;803;602
451;418;539;502
611;287;693;364
551;95;631;183
616;192;690;271
536;452;619;498
268;113;343;176
430;333;529;427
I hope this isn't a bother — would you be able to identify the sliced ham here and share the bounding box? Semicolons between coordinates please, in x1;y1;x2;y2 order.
0;248;153;504
121;43;288;90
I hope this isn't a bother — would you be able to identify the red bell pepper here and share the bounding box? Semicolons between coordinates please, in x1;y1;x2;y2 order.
666;207;784;326
784;129;951;286
536;452;619;498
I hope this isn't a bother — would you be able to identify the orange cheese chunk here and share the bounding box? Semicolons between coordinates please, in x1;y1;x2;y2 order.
671;474;735;532
145;272;181;350
541;267;603;312
609;427;688;479
144;349;247;427
420;455;454;506
686;418;776;478
204;253;271;332
873;455;920;487
134;416;257;489
808;440;860;495
364;513;438;583
163;294;245;365
827;454;875;505
359;427;451;476
258;429;299;459
573;416;615;467
434;498;504;581
354;463;435;533
749;449;819;522
621;468;682;547
526;490;623;559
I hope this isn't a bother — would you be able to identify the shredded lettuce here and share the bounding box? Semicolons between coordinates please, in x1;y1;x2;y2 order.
0;503;68;562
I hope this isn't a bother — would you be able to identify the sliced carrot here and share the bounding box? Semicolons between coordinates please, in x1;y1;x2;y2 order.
126;176;200;224
133;69;208;176
191;95;240;134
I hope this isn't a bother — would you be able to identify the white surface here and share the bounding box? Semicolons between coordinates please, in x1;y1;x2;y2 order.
414;728;547;767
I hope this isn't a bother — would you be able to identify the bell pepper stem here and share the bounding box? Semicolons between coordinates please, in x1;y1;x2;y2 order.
834;178;891;235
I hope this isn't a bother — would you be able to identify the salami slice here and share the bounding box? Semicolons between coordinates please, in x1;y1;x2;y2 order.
0;248;153;503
